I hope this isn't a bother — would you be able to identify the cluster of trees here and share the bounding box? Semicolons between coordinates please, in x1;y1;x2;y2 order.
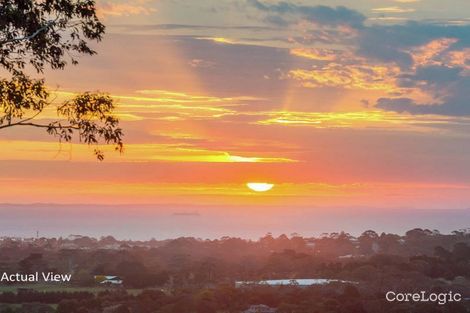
2;229;470;290
0;230;470;312
53;285;369;313
1;283;467;313
0;290;92;304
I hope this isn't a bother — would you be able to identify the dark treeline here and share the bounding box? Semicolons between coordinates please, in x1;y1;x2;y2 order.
52;285;470;313
0;290;93;304
1;284;467;313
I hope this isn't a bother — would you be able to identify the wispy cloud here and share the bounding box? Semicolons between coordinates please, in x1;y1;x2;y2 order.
255;110;470;133
371;7;415;14
97;0;156;17
248;0;366;28
197;37;237;44
0;140;296;163
189;59;216;68
290;48;340;61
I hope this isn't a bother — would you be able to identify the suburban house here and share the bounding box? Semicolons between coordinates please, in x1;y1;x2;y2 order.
94;275;123;285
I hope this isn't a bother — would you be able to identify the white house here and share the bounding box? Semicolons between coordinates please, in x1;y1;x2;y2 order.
236;278;355;288
94;275;123;285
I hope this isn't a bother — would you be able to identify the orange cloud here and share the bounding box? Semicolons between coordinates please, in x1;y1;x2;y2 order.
0;140;295;163
411;38;458;67
290;48;340;61
97;0;156;18
445;48;470;70
289;63;400;91
197;37;236;44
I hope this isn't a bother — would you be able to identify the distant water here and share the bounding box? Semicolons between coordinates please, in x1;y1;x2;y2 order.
0;203;469;240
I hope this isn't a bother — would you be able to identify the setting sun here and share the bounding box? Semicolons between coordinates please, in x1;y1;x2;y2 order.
246;182;275;192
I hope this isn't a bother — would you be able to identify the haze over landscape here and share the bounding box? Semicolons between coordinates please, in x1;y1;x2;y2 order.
1;204;470;240
1;0;470;239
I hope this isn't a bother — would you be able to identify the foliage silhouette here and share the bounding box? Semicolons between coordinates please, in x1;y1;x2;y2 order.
0;0;123;160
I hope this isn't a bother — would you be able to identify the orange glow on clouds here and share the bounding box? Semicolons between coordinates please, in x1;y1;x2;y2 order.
290;48;339;61
289;63;400;91
0;140;295;163
0;178;468;208
2;8;470;211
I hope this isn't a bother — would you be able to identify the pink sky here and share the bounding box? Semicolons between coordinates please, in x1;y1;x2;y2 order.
1;0;470;211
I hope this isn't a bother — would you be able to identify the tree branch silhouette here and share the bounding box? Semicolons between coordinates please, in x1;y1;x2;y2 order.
0;0;123;160
0;19;56;45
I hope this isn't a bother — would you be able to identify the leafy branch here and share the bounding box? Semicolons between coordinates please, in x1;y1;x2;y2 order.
0;0;124;160
0;19;56;45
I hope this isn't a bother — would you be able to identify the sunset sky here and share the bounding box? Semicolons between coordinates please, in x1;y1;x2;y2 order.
1;0;470;211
